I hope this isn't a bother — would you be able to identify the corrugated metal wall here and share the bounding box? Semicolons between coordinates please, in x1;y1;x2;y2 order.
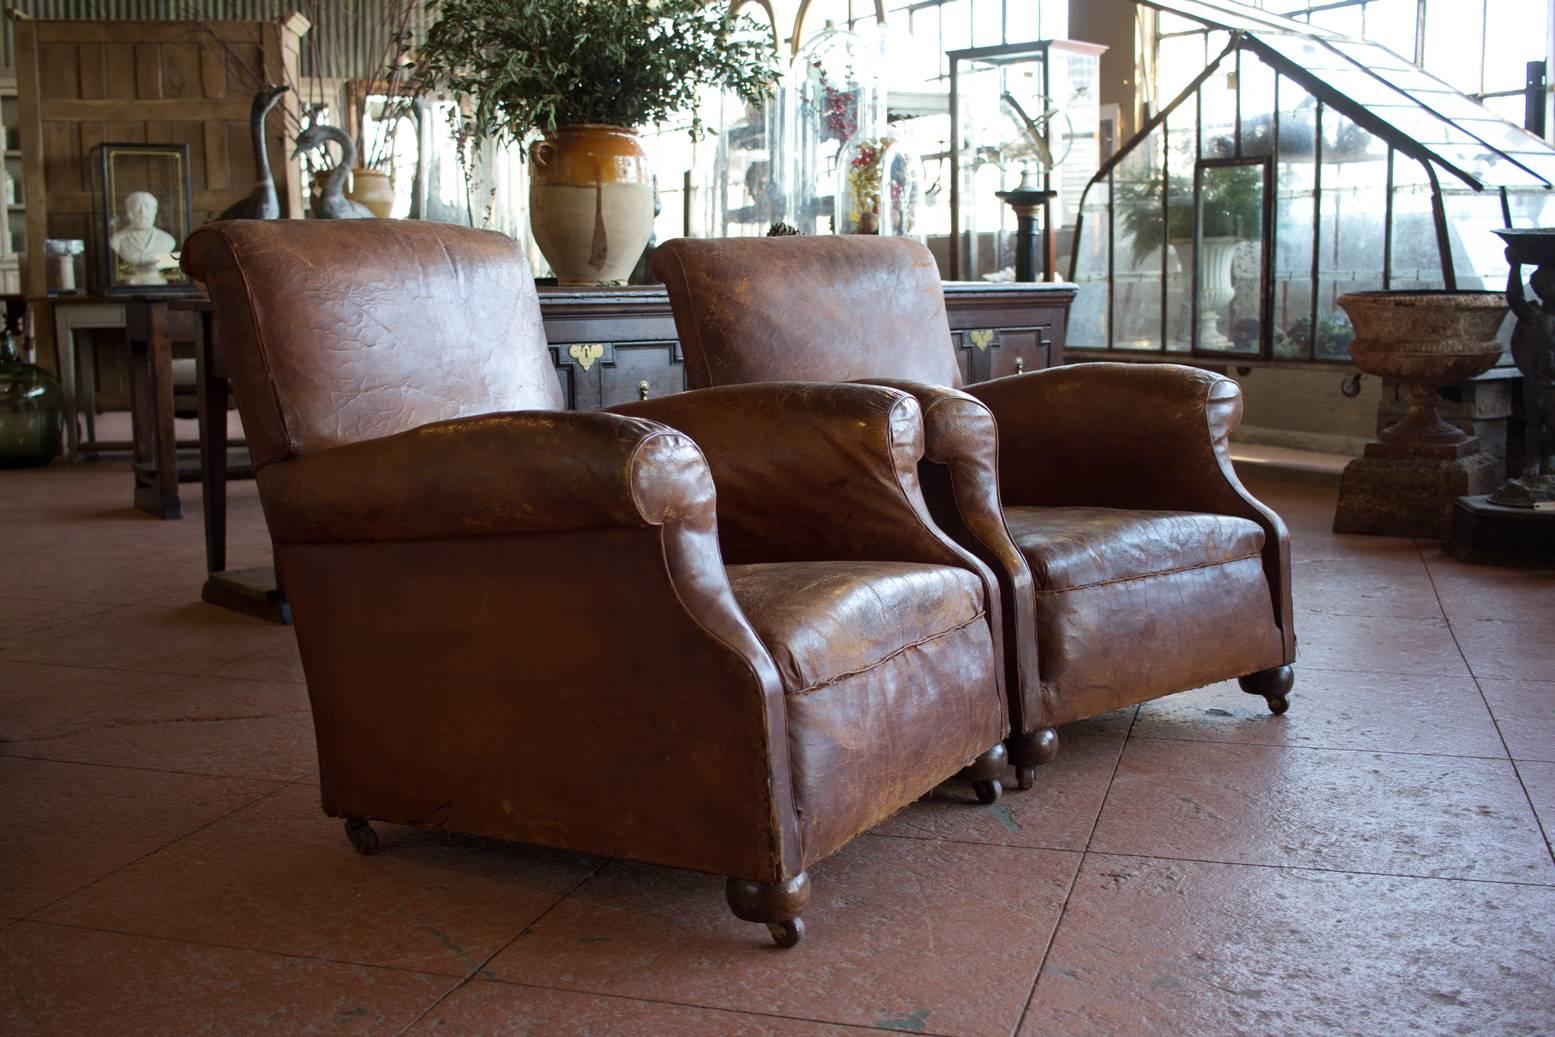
0;0;432;77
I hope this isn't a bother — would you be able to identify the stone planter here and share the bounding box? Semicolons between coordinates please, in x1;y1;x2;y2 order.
529;125;654;286
1332;291;1508;537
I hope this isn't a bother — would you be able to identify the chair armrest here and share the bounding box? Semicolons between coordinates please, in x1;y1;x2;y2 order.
258;409;712;544
861;379;1041;732
967;362;1294;661
609;382;974;571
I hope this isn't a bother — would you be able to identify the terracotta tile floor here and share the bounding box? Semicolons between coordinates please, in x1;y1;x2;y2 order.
1;462;1553;1036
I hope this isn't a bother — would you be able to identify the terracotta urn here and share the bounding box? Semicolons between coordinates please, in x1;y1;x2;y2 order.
347;168;395;218
1337;291;1507;447
529;125;654;285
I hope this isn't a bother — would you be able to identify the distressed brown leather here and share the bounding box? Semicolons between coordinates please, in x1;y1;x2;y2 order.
651;234;1295;754
181;219;561;469
653;234;963;388
181;219;1006;899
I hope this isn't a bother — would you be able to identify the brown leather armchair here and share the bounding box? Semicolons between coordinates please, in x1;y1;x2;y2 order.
651;235;1296;789
181;220;1009;947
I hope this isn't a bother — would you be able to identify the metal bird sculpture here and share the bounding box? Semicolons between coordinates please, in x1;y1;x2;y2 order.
293;124;374;219
218;84;292;220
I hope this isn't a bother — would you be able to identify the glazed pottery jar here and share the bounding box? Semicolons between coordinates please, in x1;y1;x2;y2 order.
528;125;654;285
347;168;395;218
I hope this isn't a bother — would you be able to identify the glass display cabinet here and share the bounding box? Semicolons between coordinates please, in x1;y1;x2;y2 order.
948;39;1105;280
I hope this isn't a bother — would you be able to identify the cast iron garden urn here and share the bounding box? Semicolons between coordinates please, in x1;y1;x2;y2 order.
1331;290;1507;537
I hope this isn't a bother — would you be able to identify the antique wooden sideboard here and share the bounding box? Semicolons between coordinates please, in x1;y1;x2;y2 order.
541;280;1074;410
164;279;1077;622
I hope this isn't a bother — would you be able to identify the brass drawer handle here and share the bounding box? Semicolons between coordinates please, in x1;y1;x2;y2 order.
1014;357;1026;374
637;380;650;401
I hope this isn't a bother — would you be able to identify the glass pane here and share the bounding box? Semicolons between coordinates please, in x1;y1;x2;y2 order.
1196;162;1264;354
1421;0;1484;95
971;0;1003;47
1314;109;1385;360
1114;126;1166;350
1442;188;1511;290
1388;155;1444;290
1483;0;1553;93
1361;0;1420;61
1069;177;1110;348
1238;50;1277;158
1164;107;1198;351
1273;79;1316;359
1200;50;1239;159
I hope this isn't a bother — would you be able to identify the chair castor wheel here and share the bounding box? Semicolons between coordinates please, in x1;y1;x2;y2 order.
974;779;1003;806
1016;765;1037;791
767;918;804;948
1266;693;1290;716
344;818;379;856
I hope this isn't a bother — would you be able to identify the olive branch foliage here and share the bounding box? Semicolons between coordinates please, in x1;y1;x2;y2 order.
408;0;781;144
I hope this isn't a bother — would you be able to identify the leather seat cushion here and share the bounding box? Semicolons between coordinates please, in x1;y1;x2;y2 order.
724;560;986;694
1004;506;1266;593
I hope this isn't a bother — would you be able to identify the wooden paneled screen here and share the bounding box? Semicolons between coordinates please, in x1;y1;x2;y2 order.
13;12;307;311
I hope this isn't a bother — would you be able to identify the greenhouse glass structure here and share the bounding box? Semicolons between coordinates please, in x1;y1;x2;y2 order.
1067;0;1555;362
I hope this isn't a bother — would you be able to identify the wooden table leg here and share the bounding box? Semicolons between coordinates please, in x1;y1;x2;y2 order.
127;301;182;519
195;310;290;624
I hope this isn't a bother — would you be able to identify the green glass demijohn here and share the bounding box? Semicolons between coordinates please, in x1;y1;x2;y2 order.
0;328;64;468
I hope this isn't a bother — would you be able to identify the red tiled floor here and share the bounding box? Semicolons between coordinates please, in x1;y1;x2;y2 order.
37;784;601;976
1480;679;1555;762
1291;612;1472;677
0;674;315;781
1020;855;1555;1037
0;659;175;743
1091;737;1555;883
487;836;1080;1036
0;603;287;677
1290;555;1443;619
1518;760;1555;844
0;921;453;1036
1132;671;1506;757
407;980;884;1036
5;460;1555;1034
1425;564;1555;626
1450;619;1555;682
875;733;1125;851
0;756;279;917
0;597;115;639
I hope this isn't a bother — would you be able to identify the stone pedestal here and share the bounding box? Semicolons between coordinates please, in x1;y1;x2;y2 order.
1377;368;1518;477
1445;495;1555;568
1333;439;1501;537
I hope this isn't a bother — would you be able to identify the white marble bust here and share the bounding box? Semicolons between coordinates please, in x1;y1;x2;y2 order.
109;191;177;286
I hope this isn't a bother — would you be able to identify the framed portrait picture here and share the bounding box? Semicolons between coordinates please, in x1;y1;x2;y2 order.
92;143;195;295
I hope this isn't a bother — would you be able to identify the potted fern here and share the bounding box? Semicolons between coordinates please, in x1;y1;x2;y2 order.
410;0;779;284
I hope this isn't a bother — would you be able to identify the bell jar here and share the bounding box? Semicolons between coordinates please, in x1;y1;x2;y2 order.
786;22;884;235
706;1;787;236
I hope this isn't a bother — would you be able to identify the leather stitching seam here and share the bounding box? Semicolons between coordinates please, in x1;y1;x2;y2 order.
785;608;989;698
1033;550;1264;595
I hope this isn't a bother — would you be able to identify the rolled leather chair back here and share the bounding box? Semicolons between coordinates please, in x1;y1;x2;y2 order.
651;235;963;390
181;219;562;469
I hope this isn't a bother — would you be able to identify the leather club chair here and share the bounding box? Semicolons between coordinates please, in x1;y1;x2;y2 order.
650;234;1297;789
181;220;1010;948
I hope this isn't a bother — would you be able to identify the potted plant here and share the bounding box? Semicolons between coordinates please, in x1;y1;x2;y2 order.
410;0;779;284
